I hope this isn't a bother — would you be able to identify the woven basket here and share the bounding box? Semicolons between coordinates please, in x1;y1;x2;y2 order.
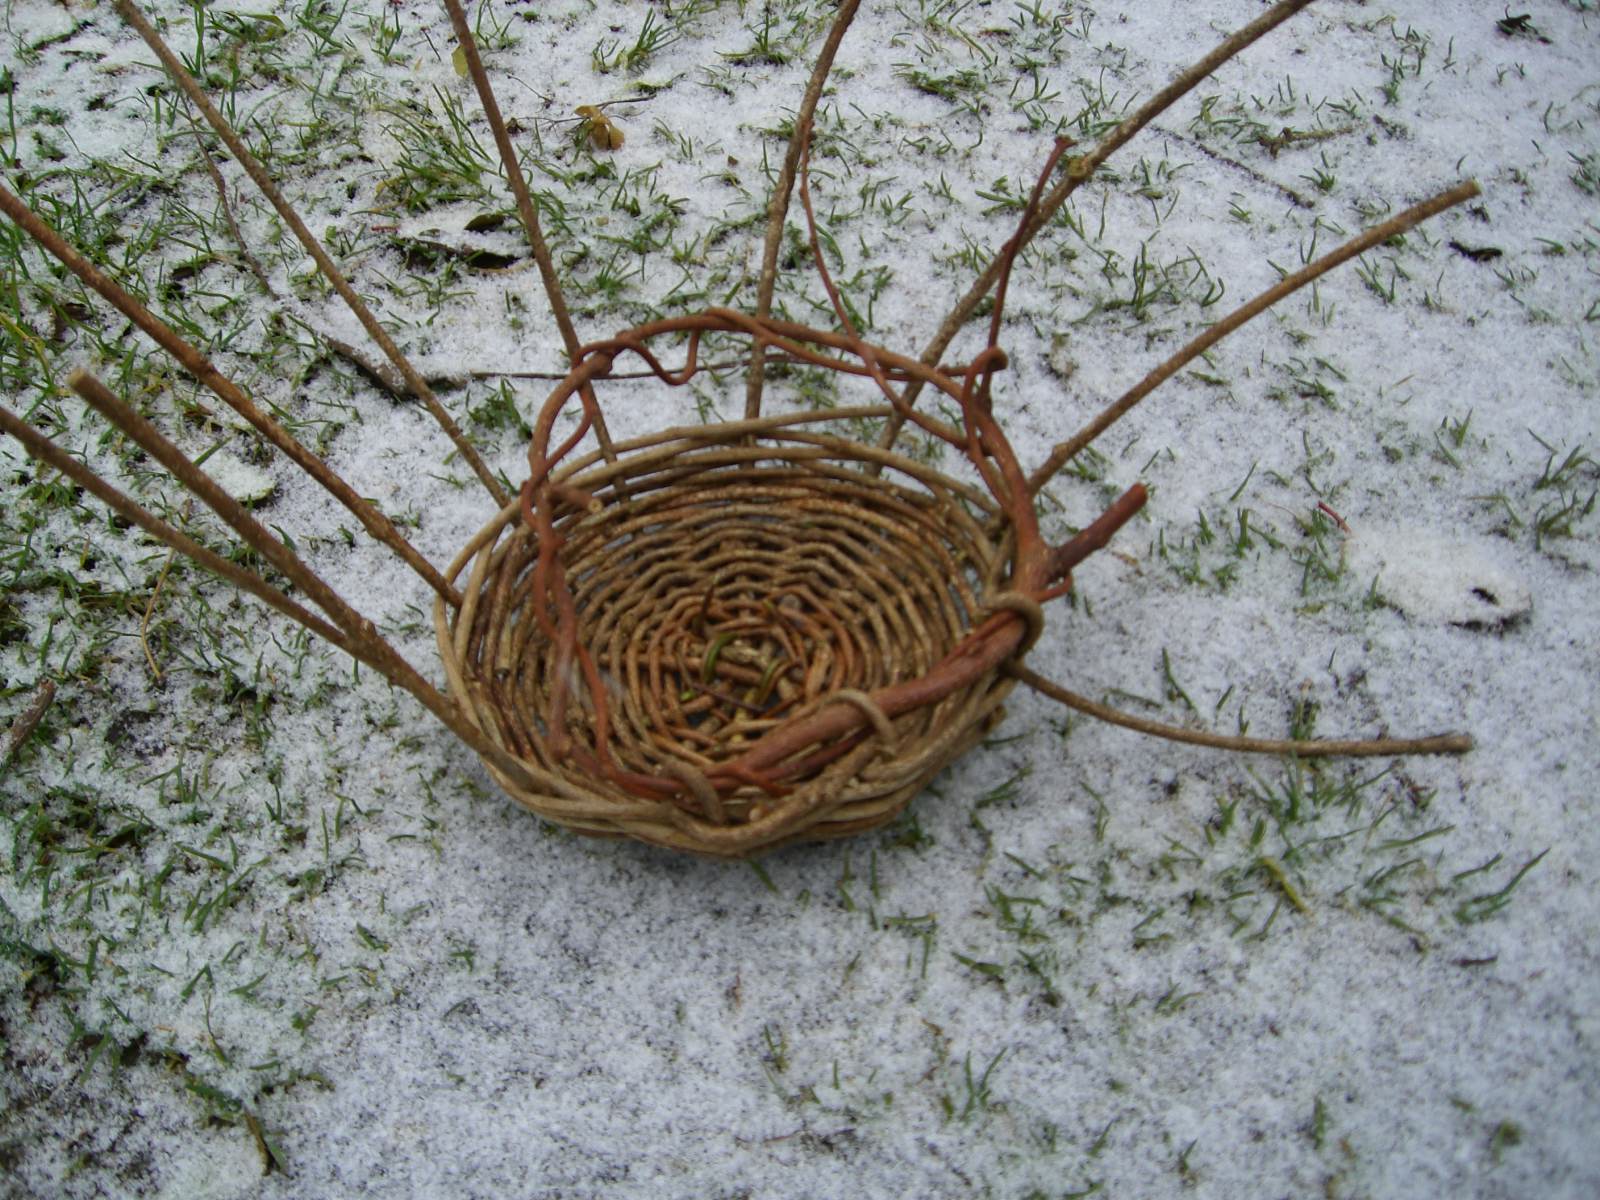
435;313;1050;858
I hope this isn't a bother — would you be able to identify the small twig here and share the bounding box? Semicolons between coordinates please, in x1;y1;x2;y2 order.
1166;125;1314;208
187;122;278;299
986;138;1077;365
794;129;1009;494
316;327;410;398
1258;124;1354;158
1317;501;1351;533
188;131;457;404
311;345;796;394
491;353;792;383
440;0;620;473
878;0;1320;456
969;136;1077;420
1009;662;1473;758
2;679;56;768
140;549;177;682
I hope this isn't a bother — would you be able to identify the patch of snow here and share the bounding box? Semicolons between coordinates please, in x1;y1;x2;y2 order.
1346;523;1533;629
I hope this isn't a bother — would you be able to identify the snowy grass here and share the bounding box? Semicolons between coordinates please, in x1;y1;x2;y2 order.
2;1;1598;1196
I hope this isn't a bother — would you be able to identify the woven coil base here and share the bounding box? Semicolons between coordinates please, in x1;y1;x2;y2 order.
435;410;1023;858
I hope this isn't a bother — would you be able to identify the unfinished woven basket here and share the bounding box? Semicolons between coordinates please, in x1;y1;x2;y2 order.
436;313;1055;857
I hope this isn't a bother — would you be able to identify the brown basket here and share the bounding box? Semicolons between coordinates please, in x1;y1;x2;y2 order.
436;315;1052;856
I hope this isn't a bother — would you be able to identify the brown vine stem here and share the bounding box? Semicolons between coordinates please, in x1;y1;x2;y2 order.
111;0;507;506
440;0;619;470
1043;483;1148;596
978;136;1076;411
876;0;1319;457
744;0;862;421
793;118;1020;508
0;179;462;608
1009;664;1474;758
327;352;808;393
494;354;794;383
1028;179;1482;493
794;118;907;423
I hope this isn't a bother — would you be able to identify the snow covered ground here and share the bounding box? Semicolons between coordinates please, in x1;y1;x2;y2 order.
2;1;1597;1196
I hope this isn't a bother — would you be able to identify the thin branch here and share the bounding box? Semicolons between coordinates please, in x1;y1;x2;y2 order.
1011;664;1473;757
877;0;1319;455
1162;124;1314;209
302;343;796;393
111;0;507;506
1028;180;1481;493
745;0;861;420
189;126;465;411
188;123;278;298
984;137;1076;364
1043;483;1147;593
488;353;796;383
440;0;619;469
189;120;418;406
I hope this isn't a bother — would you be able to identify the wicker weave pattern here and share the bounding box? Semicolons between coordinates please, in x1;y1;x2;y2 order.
436;319;1037;856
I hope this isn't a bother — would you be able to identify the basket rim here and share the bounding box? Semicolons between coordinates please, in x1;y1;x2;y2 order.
438;405;1009;594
